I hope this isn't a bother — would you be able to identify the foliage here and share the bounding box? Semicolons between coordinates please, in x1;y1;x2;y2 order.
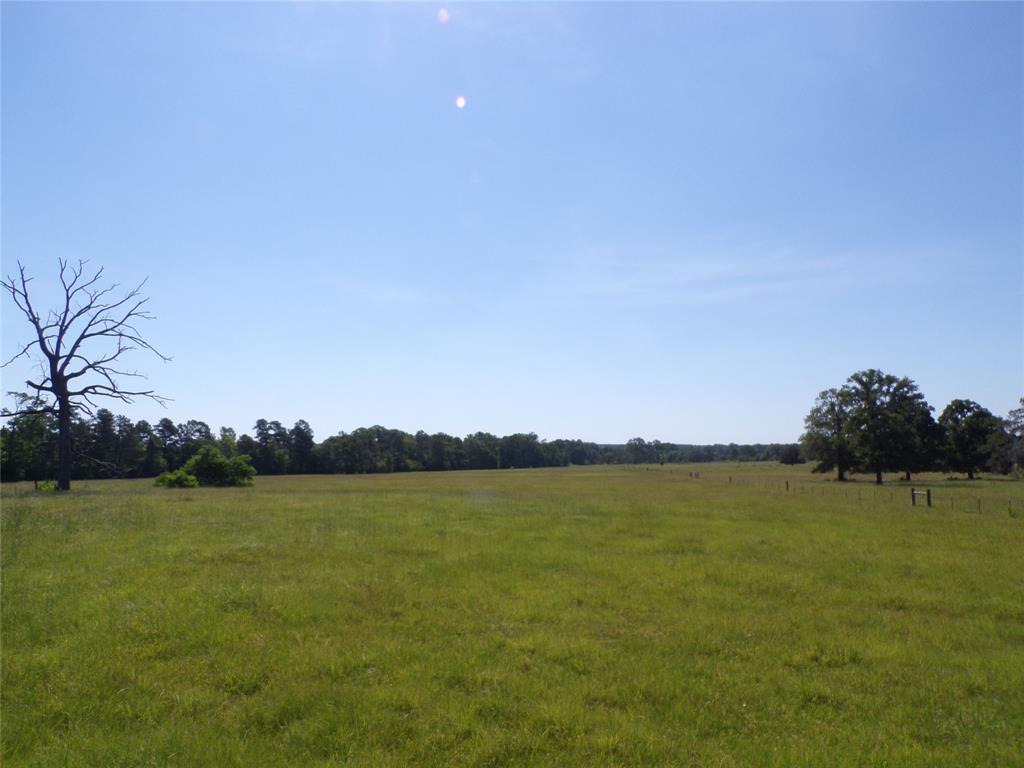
801;387;855;480
0;393;54;482
844;369;935;484
1002;397;1024;473
801;370;988;484
5;382;1018;484
938;399;1001;480
778;444;802;465
181;445;256;487
154;469;199;488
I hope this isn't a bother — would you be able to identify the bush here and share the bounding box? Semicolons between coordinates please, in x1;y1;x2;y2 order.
154;469;199;488
224;455;257;486
779;445;804;465
182;445;256;487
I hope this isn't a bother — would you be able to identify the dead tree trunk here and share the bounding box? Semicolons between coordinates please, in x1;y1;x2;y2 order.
57;394;72;491
2;260;169;491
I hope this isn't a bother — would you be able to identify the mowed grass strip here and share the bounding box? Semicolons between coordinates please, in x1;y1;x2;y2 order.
2;465;1022;767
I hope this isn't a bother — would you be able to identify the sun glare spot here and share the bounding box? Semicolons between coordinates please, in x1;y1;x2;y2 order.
437;8;450;24
455;95;467;109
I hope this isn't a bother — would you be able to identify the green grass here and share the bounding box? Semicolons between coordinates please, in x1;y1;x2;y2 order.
2;464;1023;766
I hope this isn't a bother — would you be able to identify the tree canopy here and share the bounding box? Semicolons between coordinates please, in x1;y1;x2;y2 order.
802;369;1015;482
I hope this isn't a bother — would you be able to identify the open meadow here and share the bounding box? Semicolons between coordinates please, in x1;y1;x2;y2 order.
2;463;1023;767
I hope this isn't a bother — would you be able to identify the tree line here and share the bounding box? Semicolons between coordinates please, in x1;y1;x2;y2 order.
801;369;1022;483
0;402;800;482
5;263;1019;490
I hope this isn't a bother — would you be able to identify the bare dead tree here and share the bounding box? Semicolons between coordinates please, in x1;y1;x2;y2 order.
2;260;170;490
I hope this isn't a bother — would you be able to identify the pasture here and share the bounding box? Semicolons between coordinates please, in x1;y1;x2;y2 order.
2;464;1022;767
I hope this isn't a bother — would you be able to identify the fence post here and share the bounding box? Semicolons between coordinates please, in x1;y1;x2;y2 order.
926;489;932;507
911;487;916;506
786;480;789;492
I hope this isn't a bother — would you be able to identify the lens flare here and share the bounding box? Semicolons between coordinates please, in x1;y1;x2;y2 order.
455;95;467;109
437;8;449;24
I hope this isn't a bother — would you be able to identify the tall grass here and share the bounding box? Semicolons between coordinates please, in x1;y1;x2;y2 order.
2;464;1022;766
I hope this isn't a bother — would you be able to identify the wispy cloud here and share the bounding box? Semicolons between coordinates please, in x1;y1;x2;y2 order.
558;243;860;307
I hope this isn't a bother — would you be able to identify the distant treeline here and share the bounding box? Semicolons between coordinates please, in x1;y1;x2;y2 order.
0;407;800;482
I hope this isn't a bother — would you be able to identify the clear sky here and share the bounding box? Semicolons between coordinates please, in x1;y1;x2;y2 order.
2;2;1022;444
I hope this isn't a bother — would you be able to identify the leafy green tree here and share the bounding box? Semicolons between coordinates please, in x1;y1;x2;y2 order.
463;432;499;469
1005;398;1024;472
500;433;545;469
288;420;315;474
984;421;1016;475
778;445;802;465
624;437;652;464
801;387;855;481
0;393;54;481
182;444;255;486
236;434;259;464
217;427;238;458
844;369;935;484
155;418;180;469
88;409;118;477
176;420;213;463
134;420;167;477
894;399;942;481
70;415;94;480
254;419;289;475
114;415;145;477
938;399;1000;479
313;433;347;473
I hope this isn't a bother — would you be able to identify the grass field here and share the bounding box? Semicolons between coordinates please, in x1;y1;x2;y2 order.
2;463;1023;767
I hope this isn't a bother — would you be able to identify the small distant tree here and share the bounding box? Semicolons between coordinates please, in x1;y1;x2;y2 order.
938;399;1000;479
801;388;855;481
1006;398;1024;472
253;419;289;475
135;420;168;477
984;422;1016;475
778;445;802;465
288;420;315;474
624;437;652;464
217;427;238;458
0;392;55;481
2;261;168;490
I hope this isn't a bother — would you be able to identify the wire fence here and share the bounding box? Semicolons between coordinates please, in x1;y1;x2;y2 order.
669;469;1024;517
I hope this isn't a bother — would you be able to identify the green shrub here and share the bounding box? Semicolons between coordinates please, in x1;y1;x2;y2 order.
154;469;199;488
34;480;58;493
224;455;257;486
182;445;256;487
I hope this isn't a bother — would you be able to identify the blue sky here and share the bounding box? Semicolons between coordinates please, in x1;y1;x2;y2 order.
2;2;1021;444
